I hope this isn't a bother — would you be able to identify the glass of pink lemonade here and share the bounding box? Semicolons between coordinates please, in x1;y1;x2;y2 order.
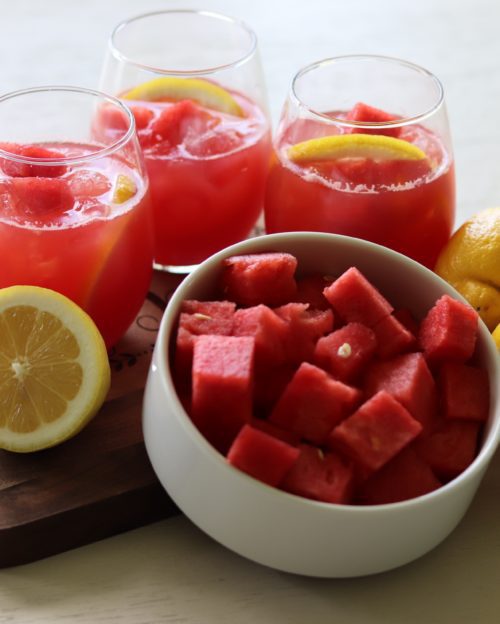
264;55;455;268
100;9;271;273
0;86;153;348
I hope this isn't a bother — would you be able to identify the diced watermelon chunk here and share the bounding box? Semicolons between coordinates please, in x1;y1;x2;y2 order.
314;322;377;382
130;105;155;130
323;267;393;327
152;100;213;148
232;304;288;369
0;143;67;177
269;362;361;446
329;391;422;471
98;104;129;130
227;425;300;487
10;177;74;218
174;300;236;381
372;313;416;359
274;302;334;363
364;352;437;431
181;300;236;317
393;307;419;337
281;444;354;504
295;274;333;310
356;448;441;504
439;363;489;421
67;170;111;197
249;417;301;446
413;419;481;480
418;294;479;364
345;102;401;138
315;158;431;188
221;252;298;307
253;364;297;416
192;335;254;453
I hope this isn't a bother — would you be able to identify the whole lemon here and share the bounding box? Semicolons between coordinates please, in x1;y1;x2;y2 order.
435;207;500;332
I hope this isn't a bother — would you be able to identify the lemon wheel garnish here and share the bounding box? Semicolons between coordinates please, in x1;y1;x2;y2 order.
113;174;137;204
287;134;427;163
123;77;243;117
0;286;110;452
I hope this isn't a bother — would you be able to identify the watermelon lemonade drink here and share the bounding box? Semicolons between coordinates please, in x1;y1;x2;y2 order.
101;10;271;272
265;56;455;268
0;87;153;348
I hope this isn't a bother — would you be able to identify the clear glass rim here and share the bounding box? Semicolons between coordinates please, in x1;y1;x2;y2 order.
290;54;445;129
109;9;258;76
0;85;136;167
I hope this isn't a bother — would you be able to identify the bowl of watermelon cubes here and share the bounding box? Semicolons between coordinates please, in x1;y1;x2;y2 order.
143;232;499;577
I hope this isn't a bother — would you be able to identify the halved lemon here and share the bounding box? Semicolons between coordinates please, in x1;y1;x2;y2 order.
0;286;110;452
287;134;427;163
123;76;243;117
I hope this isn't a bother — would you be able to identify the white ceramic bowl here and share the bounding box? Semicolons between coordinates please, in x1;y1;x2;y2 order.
142;232;500;578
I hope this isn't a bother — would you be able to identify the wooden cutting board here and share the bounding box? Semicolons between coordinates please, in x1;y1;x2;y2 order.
0;271;182;568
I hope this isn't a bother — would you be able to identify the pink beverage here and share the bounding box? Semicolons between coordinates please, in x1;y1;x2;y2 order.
265;112;455;269
0;87;154;348
100;9;271;271
264;56;456;269
124;92;270;268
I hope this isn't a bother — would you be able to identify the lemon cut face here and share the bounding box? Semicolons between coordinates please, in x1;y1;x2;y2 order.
123;77;243;117
287;134;427;163
0;286;110;452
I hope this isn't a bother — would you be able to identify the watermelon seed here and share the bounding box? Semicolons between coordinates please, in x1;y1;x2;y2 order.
193;313;213;320
337;343;352;358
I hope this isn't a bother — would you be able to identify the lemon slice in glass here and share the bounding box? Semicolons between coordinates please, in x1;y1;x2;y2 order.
0;286;111;452
123;77;243;117
287;134;427;163
112;174;137;204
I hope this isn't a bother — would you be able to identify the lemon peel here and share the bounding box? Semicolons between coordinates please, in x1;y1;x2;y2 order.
435;207;500;331
0;286;110;452
123;77;243;117
287;134;427;163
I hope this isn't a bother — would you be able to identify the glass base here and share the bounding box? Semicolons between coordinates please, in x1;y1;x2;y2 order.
153;260;198;275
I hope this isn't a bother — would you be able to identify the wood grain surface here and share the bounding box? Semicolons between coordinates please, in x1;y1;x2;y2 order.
0;272;182;568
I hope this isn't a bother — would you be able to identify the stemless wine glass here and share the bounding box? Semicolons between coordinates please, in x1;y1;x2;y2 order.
264;55;455;269
100;9;272;273
0;86;153;348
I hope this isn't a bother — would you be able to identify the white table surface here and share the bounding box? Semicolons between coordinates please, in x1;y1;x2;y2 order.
1;0;499;622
